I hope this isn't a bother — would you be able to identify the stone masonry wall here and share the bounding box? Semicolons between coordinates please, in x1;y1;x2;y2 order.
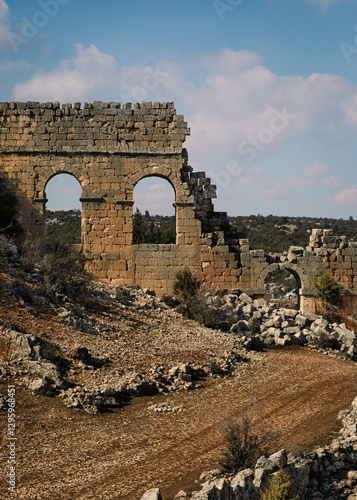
0;100;241;295
1;101;357;313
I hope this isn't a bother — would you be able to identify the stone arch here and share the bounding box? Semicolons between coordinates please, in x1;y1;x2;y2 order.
258;262;307;310
35;162;87;200
125;163;198;246
125;163;189;204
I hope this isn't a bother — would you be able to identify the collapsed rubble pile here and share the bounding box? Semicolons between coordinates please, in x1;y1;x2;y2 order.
200;289;357;359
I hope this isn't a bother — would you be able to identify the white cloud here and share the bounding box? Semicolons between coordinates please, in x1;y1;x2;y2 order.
341;93;357;125
12;46;357;157
321;176;342;188
173;50;355;168
234;160;333;205
133;178;175;216
333;186;357;206
261;188;288;204
13;44;118;102
11;45;357;217
302;161;328;178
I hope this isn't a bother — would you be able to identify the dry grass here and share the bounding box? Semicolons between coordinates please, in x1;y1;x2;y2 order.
0;337;12;361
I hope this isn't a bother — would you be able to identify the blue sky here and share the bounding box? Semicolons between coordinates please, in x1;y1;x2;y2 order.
1;0;357;217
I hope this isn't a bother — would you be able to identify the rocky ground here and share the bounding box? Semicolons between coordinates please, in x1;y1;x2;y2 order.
146;391;357;500
1;251;357;499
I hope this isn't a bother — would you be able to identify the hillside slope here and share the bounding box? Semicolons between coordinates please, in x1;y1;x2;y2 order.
0;257;357;499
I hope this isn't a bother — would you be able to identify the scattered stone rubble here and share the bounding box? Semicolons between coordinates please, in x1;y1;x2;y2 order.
0;308;253;414
0;326;67;396
142;396;357;499
2;333;249;414
147;402;184;413
3;258;357;497
1;279;357;415
200;289;357;360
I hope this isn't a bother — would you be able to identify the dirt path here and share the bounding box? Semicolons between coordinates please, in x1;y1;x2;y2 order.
1;347;357;500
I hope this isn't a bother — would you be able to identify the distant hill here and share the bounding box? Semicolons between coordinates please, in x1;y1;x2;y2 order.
46;210;357;254
45;209;81;244
230;214;357;254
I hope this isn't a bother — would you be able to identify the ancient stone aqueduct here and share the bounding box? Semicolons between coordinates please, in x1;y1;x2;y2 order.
1;100;357;315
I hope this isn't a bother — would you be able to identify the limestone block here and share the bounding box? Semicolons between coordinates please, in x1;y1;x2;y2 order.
250;249;265;258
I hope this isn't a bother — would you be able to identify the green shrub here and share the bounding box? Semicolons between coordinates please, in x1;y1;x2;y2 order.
316;273;340;306
219;417;268;474
173;268;199;302
316;273;341;319
261;470;298;500
20;239;87;300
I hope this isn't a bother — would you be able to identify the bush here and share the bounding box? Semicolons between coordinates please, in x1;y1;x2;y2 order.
262;470;298;500
173;268;199;302
0;235;13;262
20;238;44;273
41;242;86;299
316;273;340;307
20;239;87;300
132;208;175;244
0;175;22;238
180;294;217;328
219;417;268;474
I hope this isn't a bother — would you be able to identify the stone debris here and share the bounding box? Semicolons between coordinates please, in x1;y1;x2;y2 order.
147;402;184;413
174;491;189;499
2;276;357;415
197;289;357;360
0;393;7;410
140;488;162;500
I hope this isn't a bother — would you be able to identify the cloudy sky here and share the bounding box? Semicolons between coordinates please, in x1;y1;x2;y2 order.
1;0;357;217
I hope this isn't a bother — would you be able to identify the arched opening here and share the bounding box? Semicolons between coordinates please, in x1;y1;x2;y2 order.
132;176;176;244
44;173;82;246
264;267;301;310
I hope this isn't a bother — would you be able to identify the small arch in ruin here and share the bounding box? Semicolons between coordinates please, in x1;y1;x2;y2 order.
261;263;303;310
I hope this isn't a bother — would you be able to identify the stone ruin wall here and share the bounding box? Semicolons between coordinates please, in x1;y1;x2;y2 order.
1;100;357;316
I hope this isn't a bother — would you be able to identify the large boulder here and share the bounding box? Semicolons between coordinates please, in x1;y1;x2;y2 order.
140;488;162;500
